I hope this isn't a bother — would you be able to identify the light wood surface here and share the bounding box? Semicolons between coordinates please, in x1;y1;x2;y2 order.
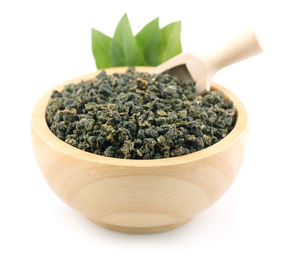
31;67;248;234
151;28;262;92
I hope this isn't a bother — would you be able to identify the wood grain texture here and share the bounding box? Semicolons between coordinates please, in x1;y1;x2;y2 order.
31;67;248;234
151;28;262;92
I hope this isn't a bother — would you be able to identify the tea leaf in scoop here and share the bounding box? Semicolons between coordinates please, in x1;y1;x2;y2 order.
110;14;145;67
161;21;182;62
92;28;111;69
136;18;162;66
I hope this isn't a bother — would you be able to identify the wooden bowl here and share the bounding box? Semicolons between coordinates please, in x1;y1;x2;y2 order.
31;67;248;234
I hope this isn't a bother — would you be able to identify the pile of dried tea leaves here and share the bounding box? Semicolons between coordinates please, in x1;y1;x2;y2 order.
46;68;236;159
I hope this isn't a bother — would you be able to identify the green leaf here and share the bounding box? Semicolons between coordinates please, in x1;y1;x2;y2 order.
91;14;182;69
92;28;112;69
110;14;144;67
136;18;162;66
160;21;182;62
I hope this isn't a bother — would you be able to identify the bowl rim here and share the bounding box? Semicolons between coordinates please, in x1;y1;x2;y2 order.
31;66;248;167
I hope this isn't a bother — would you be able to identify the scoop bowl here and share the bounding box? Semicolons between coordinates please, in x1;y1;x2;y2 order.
31;67;248;234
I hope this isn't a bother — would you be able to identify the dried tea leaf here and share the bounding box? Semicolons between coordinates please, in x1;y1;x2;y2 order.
46;68;236;159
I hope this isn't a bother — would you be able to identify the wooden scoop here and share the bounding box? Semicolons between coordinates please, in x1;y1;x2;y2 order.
151;28;263;92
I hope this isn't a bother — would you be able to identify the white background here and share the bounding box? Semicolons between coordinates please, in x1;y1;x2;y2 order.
0;0;299;255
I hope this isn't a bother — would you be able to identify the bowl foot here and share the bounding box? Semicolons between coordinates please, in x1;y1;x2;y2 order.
88;218;192;234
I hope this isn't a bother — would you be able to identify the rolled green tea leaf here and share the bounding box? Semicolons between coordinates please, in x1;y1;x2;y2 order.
46;68;236;159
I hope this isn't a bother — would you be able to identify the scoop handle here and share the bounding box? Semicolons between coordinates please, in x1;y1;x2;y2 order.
206;28;263;74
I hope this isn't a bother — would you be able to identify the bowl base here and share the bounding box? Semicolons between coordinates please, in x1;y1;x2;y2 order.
88;218;192;234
